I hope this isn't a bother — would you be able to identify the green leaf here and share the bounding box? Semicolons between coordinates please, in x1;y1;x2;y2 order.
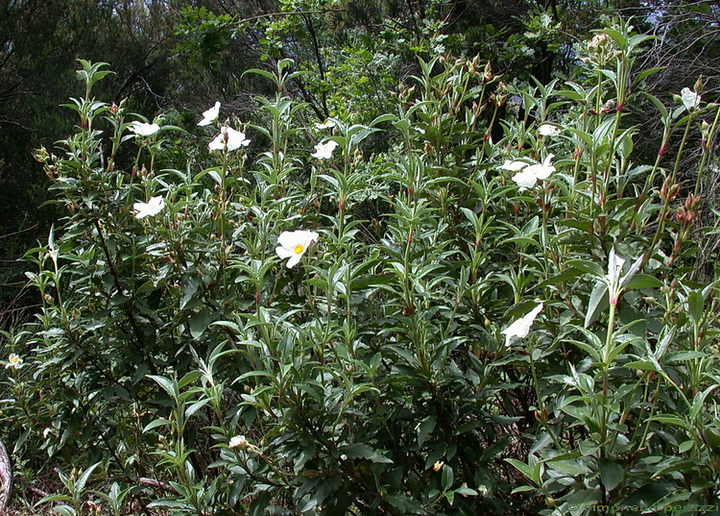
384;493;426;514
180;275;200;310
564;488;602;516
687;289;704;326
584;280;609;327
370;113;397;126
36;494;74;505
648;415;689;430
143;419;172;433
417;416;436;448
190;308;213;339
148;375;176;399
633;67;665;86
619;483;677;509
52;506;78;516
504;458;540;486
75;462;101;495
603;28;628;50
441;464;454;491
210;320;242;334
598;459;624;491
624;360;658;371
511;485;537;493
242;68;278;84
178;370;203;389
624;274;663;290
393;118;410;132
445;490;455;505
567;259;605;278
185;398;212;419
678;440;694;453
340;443;393;464
666;351;707;362
14;427;30;453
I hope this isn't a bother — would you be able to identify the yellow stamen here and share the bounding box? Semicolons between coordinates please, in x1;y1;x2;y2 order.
294;245;304;254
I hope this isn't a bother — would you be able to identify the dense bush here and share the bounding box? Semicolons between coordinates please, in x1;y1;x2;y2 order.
2;18;720;515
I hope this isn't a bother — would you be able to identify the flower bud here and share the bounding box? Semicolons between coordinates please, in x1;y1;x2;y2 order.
701;120;711;151
483;61;493;82
694;76;705;94
685;193;701;211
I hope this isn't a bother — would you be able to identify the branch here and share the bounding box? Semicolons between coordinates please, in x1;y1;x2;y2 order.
138;477;174;493
232;8;347;27
0;224;38;240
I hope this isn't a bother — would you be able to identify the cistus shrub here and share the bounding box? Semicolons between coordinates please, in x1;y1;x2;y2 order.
2;19;720;516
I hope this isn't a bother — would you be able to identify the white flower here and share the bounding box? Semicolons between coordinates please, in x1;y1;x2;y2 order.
209;126;251;151
229;435;249;449
128;121;160;136
275;230;319;268
133;196;165;219
501;303;543;347
198;101;221;126
522;154;556;180
5;353;23;369
311;140;338;160
606;248;642;305
680;88;701;112
538;123;561;137
607;247;626;289
512;154;555;190
315;119;336;130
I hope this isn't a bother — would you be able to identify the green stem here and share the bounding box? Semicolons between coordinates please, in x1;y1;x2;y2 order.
694;105;720;196
644;116;695;266
599;300;617;453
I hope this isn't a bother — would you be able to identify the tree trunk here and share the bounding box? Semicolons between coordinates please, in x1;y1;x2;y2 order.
0;438;11;513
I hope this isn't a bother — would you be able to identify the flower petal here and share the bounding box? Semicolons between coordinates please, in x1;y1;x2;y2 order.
501;303;543;346
275;245;294;259
499;160;528;172
286;253;302;268
198;101;220;126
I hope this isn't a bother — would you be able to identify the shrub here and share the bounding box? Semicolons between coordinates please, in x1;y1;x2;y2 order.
2;19;720;515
